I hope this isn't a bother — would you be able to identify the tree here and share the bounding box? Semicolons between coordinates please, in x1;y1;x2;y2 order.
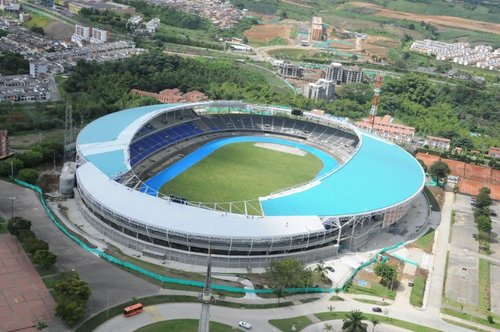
19;150;43;168
374;262;398;286
55;299;87;326
33;249;57;270
475;190;492;209
0;158;23;177
18;168;39;184
476;215;492;233
342;310;368;332
429;161;450;186
273;287;286;304
370;318;379;332
54;274;91;303
7;217;31;236
265;258;312;289
24;238;49;255
54;272;91;326
323;323;334;331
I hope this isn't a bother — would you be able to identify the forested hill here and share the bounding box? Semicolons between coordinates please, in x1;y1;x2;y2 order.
63;53;499;148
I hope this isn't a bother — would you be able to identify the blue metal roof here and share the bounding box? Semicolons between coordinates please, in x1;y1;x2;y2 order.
77;104;178;145
261;134;424;216
85;150;128;178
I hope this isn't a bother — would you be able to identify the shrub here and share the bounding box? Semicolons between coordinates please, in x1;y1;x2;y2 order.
18;168;39;184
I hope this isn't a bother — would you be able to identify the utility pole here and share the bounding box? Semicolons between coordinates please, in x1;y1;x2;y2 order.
9;196;15;220
198;250;212;332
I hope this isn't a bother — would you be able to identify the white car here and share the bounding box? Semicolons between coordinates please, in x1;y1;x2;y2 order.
238;321;252;329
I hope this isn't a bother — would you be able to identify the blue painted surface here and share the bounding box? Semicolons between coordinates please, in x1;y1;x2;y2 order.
85;150;127;178
143;136;338;192
261;134;424;216
77;104;178;145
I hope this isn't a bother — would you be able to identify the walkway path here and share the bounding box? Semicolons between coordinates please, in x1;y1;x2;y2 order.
424;191;454;313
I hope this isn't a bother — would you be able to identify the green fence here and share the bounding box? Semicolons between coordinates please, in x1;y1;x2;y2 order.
12;178;407;295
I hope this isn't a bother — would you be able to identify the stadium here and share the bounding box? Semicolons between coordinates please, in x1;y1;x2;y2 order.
74;101;425;269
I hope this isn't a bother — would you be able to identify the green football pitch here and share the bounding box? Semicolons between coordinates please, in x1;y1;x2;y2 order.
159;142;322;214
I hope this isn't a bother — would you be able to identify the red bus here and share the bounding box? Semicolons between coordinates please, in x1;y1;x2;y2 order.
123;303;144;317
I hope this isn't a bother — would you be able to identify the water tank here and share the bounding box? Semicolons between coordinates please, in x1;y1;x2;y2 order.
59;162;76;197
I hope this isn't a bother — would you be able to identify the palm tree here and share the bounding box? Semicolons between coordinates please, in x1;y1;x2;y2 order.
342;310;368;332
323;323;334;331
370;318;379;332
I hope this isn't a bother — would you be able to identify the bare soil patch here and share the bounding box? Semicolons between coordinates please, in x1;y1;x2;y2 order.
244;24;293;44
44;21;73;40
281;0;313;8
361;35;400;58
349;2;500;35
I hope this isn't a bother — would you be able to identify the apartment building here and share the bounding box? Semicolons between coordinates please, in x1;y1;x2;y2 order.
325;63;363;84
311;16;325;41
356;115;415;143
277;62;304;78
303;79;335;102
91;27;109;44
425;136;451;151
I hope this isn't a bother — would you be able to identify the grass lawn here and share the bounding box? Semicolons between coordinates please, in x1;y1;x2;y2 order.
423;186;441;212
329;295;344;301
441;308;500;330
160;142;322;214
478;259;491;312
315;312;441;332
42;274;60;289
409;276;426;307
411;228;435;252
442;318;490;332
104;245;244;297
347;282;396;300
135;319;233;332
23;11;52;29
353;298;389;306
269;316;313;332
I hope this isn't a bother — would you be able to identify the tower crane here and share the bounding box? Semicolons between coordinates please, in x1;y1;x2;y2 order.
369;75;384;130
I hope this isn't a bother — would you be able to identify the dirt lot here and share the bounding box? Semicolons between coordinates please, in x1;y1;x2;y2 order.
44;21;73;40
244;24;293;44
362;35;400;58
349;2;500;35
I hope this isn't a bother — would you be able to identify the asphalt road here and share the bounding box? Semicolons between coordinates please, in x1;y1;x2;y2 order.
0;180;159;330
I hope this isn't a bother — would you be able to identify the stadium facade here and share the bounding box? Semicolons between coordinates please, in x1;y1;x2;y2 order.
75;101;425;269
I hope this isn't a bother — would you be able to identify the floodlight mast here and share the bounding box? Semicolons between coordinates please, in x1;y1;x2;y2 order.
369;75;384;131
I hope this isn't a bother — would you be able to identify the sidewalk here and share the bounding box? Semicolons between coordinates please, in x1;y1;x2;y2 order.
424;191;454;312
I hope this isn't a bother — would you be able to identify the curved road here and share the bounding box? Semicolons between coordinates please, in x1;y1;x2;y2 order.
94;292;470;332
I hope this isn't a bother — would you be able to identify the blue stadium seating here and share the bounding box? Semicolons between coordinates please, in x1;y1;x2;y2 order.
130;122;203;166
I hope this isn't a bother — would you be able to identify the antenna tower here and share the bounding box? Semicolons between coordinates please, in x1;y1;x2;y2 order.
369;75;384;130
64;104;74;162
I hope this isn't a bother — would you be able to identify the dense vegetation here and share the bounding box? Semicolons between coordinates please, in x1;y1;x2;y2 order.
0;51;29;75
79;8;129;33
61;53;499;148
119;0;211;30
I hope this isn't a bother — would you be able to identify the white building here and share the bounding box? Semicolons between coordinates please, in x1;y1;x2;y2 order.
325;63;363;84
29;60;48;77
90;27;109;44
303;79;335;101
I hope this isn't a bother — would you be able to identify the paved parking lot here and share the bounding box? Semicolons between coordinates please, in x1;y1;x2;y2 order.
445;195;479;307
0;234;55;332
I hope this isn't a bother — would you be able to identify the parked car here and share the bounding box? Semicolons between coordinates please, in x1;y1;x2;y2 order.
408;281;414;287
238;321;252;329
372;307;382;312
326;266;335;272
490;211;497;217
